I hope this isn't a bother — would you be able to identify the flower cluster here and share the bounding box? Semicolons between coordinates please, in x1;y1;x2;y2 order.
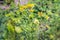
0;0;60;40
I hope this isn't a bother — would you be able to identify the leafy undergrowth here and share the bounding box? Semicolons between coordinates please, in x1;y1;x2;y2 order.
0;0;60;40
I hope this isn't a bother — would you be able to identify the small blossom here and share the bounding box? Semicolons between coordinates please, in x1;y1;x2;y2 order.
45;15;49;20
20;7;24;11
26;4;35;8
15;27;23;33
34;19;39;24
21;5;27;9
38;12;43;17
19;4;35;11
29;9;34;12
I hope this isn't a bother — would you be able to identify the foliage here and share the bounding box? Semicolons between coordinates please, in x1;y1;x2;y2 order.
0;0;60;40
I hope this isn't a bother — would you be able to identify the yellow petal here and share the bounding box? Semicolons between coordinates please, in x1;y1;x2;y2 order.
45;15;49;20
29;9;34;12
34;19;39;24
15;27;22;33
26;4;35;8
38;12;43;17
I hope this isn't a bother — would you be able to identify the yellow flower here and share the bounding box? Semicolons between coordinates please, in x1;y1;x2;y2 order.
34;19;39;24
20;5;27;9
20;7;24;11
45;15;49;20
29;9;34;12
26;4;35;8
46;25;50;29
19;5;27;11
19;4;35;11
15;27;23;33
22;5;27;8
38;12;43;17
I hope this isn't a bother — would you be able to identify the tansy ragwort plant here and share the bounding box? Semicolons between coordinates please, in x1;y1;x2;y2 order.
0;0;60;40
